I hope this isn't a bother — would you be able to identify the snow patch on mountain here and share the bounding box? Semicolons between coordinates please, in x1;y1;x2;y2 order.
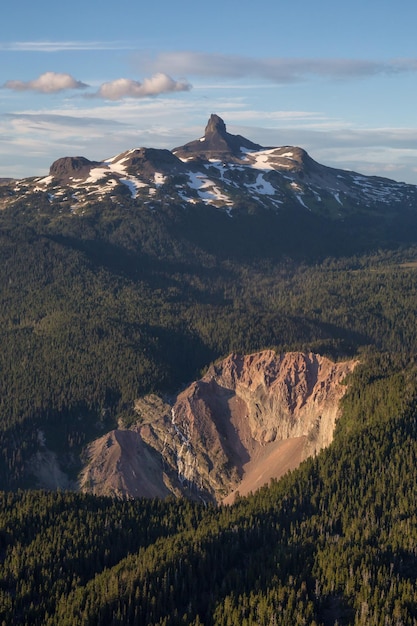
154;172;166;186
254;173;276;195
248;148;282;170
120;178;147;198
187;171;232;205
86;167;110;183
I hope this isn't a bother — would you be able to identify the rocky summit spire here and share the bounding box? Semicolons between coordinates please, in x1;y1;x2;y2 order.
204;114;227;138
173;114;263;160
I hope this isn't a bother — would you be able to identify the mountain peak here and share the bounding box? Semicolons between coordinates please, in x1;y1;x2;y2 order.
173;114;263;160
49;156;102;182
204;114;227;138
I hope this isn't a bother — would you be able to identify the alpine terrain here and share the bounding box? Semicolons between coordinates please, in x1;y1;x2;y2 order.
3;114;417;219
0;115;417;624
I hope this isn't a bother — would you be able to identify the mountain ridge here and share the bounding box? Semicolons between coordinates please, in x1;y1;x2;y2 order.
2;114;416;220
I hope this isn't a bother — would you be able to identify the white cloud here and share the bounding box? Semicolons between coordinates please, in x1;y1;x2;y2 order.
3;72;88;93
94;73;191;100
1;70;191;100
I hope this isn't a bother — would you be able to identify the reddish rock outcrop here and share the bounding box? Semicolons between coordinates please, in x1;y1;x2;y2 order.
80;351;358;502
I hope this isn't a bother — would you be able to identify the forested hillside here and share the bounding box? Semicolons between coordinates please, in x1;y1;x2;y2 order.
0;355;416;624
1;173;417;623
1;192;417;488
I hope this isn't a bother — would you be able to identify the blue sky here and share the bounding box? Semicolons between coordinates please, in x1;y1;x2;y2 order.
1;0;417;183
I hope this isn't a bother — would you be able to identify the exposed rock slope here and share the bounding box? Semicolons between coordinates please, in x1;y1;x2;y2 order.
80;351;358;502
173;113;263;160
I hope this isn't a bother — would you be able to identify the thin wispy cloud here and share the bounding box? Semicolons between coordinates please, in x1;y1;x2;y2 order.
139;51;417;82
0;40;135;52
92;73;192;100
5;112;125;127
2;72;88;93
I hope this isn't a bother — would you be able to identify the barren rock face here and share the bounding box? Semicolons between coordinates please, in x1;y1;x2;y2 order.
80;351;357;502
112;148;186;179
79;429;173;499
49;156;102;181
173;113;262;160
205;351;353;450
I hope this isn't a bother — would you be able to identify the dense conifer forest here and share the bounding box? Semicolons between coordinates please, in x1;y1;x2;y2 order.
1;357;416;624
0;191;417;623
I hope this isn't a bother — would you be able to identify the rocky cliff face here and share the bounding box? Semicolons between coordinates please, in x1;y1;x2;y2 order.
49;156;103;182
80;351;358;502
173;113;263;160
